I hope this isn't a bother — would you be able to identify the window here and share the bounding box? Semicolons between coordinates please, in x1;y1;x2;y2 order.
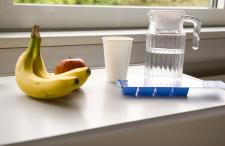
13;0;209;7
0;0;224;29
0;0;225;75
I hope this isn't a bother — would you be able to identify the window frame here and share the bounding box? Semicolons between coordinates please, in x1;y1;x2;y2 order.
0;0;225;29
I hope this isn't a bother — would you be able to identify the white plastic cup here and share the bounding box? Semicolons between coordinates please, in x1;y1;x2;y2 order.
102;36;133;82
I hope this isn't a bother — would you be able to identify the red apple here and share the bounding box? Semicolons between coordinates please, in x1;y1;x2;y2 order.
54;58;87;74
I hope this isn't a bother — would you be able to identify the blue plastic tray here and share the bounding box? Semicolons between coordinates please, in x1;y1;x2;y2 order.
117;80;189;97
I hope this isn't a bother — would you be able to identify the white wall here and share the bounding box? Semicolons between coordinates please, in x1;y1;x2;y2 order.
0;28;225;77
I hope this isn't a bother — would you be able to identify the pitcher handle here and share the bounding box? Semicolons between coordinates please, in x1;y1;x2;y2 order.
184;15;201;50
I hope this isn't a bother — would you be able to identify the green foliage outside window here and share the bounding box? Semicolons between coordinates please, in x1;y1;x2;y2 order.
14;0;209;7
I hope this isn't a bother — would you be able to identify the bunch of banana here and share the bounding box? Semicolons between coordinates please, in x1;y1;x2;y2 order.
15;25;91;99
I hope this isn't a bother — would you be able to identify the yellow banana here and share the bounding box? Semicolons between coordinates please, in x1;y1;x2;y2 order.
56;67;90;86
32;34;91;87
16;60;80;99
15;25;90;99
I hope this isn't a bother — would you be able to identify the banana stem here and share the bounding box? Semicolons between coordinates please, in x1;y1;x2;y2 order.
28;25;41;56
31;25;40;38
24;25;40;69
32;25;41;57
28;25;40;54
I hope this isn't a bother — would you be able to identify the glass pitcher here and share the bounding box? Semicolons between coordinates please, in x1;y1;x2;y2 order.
144;10;201;87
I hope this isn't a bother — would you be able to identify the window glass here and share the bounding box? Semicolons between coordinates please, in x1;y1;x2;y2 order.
3;0;224;29
14;0;209;7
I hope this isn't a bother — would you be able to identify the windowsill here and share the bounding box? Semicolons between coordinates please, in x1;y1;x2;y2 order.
0;66;225;145
1;27;225;49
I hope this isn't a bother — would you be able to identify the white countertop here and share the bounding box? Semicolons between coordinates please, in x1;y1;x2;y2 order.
1;66;225;146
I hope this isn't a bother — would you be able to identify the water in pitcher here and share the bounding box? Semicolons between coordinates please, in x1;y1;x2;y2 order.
144;33;186;87
144;10;201;87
